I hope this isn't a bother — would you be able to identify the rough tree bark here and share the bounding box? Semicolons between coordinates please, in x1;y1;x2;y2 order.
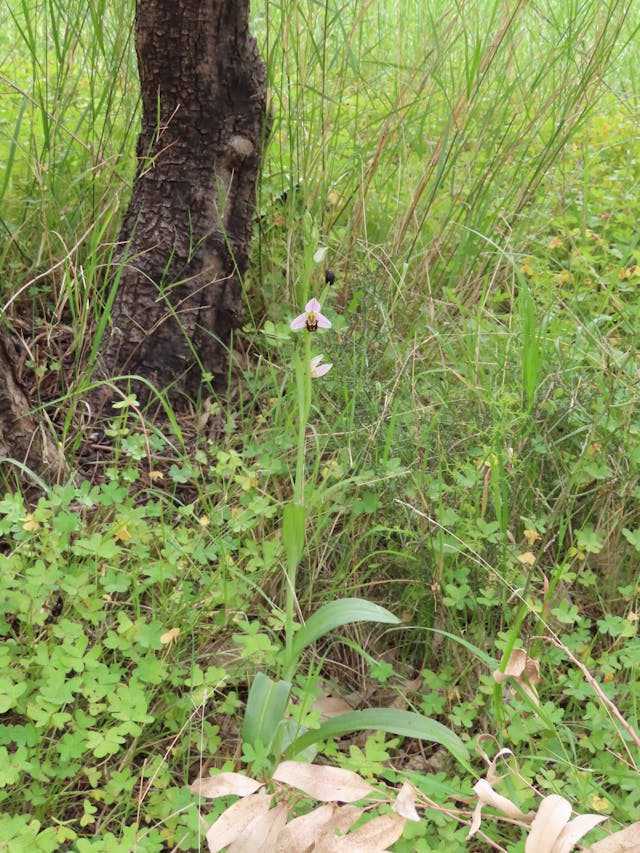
94;0;268;408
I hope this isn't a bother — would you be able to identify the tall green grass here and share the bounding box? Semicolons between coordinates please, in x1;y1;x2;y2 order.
255;0;635;307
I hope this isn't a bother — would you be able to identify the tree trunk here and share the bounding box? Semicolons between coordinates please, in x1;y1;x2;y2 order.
94;0;268;408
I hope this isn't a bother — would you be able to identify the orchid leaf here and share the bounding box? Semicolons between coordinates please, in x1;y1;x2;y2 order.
242;672;292;751
284;708;471;771
286;598;400;679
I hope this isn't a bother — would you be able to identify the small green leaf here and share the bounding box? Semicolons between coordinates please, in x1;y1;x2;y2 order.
622;527;640;552
285;708;471;771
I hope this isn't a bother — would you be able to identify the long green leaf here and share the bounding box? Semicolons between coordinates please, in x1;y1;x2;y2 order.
285;708;471;771
287;598;400;679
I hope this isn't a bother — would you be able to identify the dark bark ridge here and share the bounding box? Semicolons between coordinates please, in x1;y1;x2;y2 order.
96;0;268;405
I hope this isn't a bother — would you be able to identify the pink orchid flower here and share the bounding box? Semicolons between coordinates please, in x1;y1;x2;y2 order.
310;354;332;378
290;298;331;332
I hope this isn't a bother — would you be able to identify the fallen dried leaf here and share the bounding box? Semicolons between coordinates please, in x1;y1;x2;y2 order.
191;771;263;799
552;812;607;853
587;821;640;852
226;803;289;853
272;761;374;803
393;781;420;822
274;804;363;852
526;795;572;852
311;693;355;720
493;648;541;703
469;778;530;839
205;792;272;853
326;812;406;852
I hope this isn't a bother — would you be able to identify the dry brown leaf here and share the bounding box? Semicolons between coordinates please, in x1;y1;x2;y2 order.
272;761;374;803
320;804;365;836
274;804;363;852
552;813;607;853
393;781;420;822
326;813;406;852
469;777;530;838
274;804;336;853
526;795;572;852
205;792;272;853
311;694;354;720
587;821;640;852
226;803;289;853
191;771;263;799
493;648;541;703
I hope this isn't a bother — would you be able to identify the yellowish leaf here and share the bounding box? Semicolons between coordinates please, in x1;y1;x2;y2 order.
160;627;181;645
523;529;542;545
114;523;131;542
588;795;612;813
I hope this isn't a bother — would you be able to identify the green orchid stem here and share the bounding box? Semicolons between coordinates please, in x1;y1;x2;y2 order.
285;332;312;672
294;333;312;504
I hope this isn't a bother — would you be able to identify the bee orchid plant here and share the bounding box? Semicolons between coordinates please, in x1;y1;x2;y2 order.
239;238;470;773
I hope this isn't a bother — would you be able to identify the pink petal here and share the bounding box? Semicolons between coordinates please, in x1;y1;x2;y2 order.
310;355;332;377
315;312;332;329
290;313;308;330
305;298;322;312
